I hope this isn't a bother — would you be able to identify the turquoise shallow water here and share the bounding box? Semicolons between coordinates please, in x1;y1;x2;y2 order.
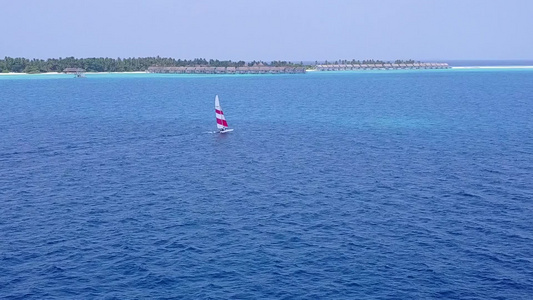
1;70;533;299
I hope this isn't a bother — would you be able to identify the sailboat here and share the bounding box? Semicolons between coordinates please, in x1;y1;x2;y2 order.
215;95;233;133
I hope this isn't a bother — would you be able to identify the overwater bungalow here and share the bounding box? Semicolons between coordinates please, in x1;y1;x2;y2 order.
236;67;248;74
148;65;305;74
63;68;85;77
313;61;449;72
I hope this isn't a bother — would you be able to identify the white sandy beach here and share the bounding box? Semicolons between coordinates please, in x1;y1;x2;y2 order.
0;71;148;76
451;66;533;69
2;67;533;76
86;71;148;74
0;72;61;76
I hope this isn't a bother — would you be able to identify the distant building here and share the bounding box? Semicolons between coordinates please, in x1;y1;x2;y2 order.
314;62;449;71
63;68;85;77
147;66;306;74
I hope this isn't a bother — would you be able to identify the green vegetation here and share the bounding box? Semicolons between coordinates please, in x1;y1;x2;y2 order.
0;56;422;73
394;59;417;64
0;56;306;73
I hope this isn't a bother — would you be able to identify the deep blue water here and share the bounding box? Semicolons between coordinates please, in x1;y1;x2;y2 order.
1;70;533;299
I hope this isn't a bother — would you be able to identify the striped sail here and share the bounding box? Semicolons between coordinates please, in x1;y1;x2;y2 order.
215;95;228;129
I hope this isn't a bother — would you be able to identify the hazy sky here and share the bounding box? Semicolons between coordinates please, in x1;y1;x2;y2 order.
2;0;532;61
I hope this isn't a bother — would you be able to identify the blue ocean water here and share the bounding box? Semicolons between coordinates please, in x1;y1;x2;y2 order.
1;70;532;299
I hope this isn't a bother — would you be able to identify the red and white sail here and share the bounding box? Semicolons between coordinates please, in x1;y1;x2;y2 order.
215;95;228;130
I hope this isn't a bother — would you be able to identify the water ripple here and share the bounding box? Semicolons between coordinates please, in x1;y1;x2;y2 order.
1;71;533;298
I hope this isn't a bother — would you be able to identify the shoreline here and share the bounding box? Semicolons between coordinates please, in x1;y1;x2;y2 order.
0;71;148;76
451;66;533;69
2;66;533;76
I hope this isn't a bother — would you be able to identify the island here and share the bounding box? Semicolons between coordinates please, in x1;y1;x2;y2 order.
0;56;449;75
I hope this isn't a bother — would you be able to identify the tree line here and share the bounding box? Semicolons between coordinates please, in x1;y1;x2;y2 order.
0;56;422;73
0;56;306;73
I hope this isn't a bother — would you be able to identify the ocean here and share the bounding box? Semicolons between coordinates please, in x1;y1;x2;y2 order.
1;69;532;299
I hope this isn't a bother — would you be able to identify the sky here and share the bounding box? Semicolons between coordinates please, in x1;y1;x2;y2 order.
1;0;532;61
